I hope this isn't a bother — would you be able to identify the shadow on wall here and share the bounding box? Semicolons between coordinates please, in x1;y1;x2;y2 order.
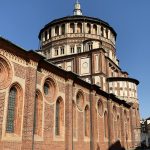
108;140;126;150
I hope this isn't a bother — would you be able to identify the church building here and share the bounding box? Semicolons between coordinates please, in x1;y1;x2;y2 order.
0;1;140;150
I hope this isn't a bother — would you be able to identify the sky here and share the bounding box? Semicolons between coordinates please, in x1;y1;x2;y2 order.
0;0;149;119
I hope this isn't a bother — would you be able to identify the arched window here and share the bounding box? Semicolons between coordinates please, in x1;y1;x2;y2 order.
6;84;23;135
60;46;65;55
97;100;103;116
70;23;75;33
43;78;56;103
61;24;65;35
88;42;93;50
106;28;108;38
87;23;91;34
45;31;47;41
35;90;43;136
127;118;131;140
104;111;108;138
73;101;77;138
76;91;84;110
49;29;51;39
55;97;64;136
113;106;117;140
93;24;97;34
44;82;49;95
77;23;82;33
55;26;59;36
6;87;17;133
124;110;128;145
85;105;90;137
101;27;104;37
117;115;121;139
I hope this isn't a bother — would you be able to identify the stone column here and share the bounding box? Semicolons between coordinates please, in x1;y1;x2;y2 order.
75;23;77;33
59;25;61;35
65;23;68;34
51;27;55;37
84;22;87;33
42;32;45;42
91;24;93;34
103;28;106;38
108;30;111;39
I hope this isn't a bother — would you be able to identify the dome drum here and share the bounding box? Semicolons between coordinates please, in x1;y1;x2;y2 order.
39;16;116;48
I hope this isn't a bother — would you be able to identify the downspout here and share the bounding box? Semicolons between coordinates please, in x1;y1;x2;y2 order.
107;94;111;148
90;51;93;150
72;80;75;150
32;63;38;150
89;84;93;150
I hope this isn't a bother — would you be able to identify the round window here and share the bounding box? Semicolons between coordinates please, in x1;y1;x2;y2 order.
43;78;56;103
0;56;12;90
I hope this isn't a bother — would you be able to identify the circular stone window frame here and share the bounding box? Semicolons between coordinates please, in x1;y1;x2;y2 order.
43;76;57;104
0;55;12;90
97;99;104;117
76;90;85;111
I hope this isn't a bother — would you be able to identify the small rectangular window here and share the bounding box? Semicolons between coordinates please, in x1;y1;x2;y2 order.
77;46;81;53
55;49;59;56
60;47;64;55
70;47;74;53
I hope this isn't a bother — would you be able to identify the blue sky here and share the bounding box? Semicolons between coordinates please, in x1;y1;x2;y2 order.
0;0;149;119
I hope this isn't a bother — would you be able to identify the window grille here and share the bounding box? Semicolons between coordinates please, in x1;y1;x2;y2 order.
55;100;60;135
6;87;17;133
77;46;81;53
44;83;49;95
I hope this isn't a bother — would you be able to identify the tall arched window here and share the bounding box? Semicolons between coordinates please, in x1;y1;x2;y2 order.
55;26;59;36
117;115;121;139
106;29;108;38
87;23;91;34
85;105;90;137
113;106;117;140
93;24;97;34
35;90;43;136
70;23;75;33
104;111;108;138
49;29;51;39
45;31;47;41
127;118;131;141
97;100;103;116
101;27;104;37
73;101;77;138
76;91;84;110
77;23;82;33
6;84;23;135
55;97;64;136
88;42;93;50
61;24;65;35
6;87;17;133
124;110;128;146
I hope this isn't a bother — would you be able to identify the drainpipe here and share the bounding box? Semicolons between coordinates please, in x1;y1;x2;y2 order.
89;50;94;150
72;80;75;150
107;94;111;148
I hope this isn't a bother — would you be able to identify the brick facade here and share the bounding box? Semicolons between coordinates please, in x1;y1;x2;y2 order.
0;37;140;150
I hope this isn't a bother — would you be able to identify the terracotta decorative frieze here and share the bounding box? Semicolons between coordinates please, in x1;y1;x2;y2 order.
13;62;26;79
